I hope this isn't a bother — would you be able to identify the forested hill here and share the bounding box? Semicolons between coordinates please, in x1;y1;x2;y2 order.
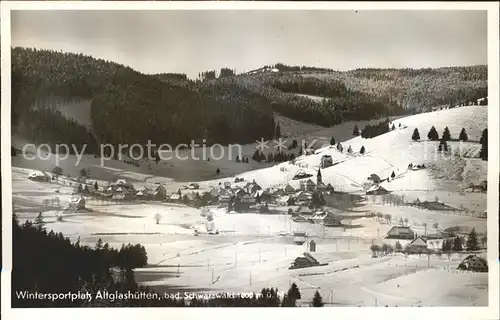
11;47;275;152
224;64;487;125
12;47;487;152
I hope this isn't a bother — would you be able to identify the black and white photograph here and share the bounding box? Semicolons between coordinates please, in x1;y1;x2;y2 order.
1;1;499;318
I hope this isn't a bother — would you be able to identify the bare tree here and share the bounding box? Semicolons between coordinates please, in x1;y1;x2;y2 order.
154;213;161;225
433;222;439;232
423;222;427;235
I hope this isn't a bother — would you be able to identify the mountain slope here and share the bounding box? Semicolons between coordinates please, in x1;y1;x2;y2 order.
11;47;276;150
210;105;488;197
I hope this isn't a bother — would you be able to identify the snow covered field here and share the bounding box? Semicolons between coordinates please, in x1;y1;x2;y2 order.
10;105;490;307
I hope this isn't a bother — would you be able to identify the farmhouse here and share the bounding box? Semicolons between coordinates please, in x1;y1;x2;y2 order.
457;255;488;272
294;191;311;203
112;194;135;202
323;213;343;227
366;185;389;195
241;194;257;205
68;196;86;210
297;205;314;216
289;252;325;269
245;181;262;194
386;226;415;240
282;183;295;194
168;193;181;203
28;171;51;182
276;195;292;206
300;179;316;192
320;155;333;168
407;237;429;253
112;179;134;190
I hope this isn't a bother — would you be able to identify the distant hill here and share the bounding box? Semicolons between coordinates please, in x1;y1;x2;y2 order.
12;48;487;152
11;47;276;152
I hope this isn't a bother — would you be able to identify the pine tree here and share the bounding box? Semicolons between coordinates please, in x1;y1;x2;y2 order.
391;124;396;131
311;290;324;307
95;238;103;250
330;137;336;146
347;145;352;153
412;128;420;141
479;128;488;160
453;236;463;251
466;228;480;251
94;181;98;190
360;146;366;154
78;184;83;193
34;212;45;230
442;127;451;141
353;124;359;136
391;171;396;179
459;128;468;142
276;123;281;139
287;283;301;301
427;126;439;141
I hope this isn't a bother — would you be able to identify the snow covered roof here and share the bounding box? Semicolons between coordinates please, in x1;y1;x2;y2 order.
410;237;427;247
169;194;180;200
69;196;85;204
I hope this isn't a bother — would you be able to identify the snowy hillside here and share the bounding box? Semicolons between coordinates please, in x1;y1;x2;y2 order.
217;105;488;196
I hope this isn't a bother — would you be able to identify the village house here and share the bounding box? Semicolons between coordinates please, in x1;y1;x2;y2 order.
218;191;232;203
254;190;271;203
68;195;86;210
289;252;325;269
276;195;292;206
168;193;181;203
366;185;389;195
320;155;333;169
152;184;167;201
188;183;200;190
407;237;429;253
300;179;317;192
294;191;312;204
297;205;314;216
325;183;335;192
282;183;295;194
323;213;343;227
112;193;135;202
241;194;257;205
386;226;415;240
223;181;231;189
245;181;262;194
28;171;51;182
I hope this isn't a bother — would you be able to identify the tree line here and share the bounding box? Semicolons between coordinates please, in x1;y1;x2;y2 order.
411;126;488;160
12;47;276;151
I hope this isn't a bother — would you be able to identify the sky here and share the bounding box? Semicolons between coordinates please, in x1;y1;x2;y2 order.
11;10;488;79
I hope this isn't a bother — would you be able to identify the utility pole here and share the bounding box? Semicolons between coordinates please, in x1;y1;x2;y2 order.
249;273;252;286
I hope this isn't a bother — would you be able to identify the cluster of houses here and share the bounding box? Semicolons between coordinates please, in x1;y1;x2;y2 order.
209;169;337;213
103;179;167;202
